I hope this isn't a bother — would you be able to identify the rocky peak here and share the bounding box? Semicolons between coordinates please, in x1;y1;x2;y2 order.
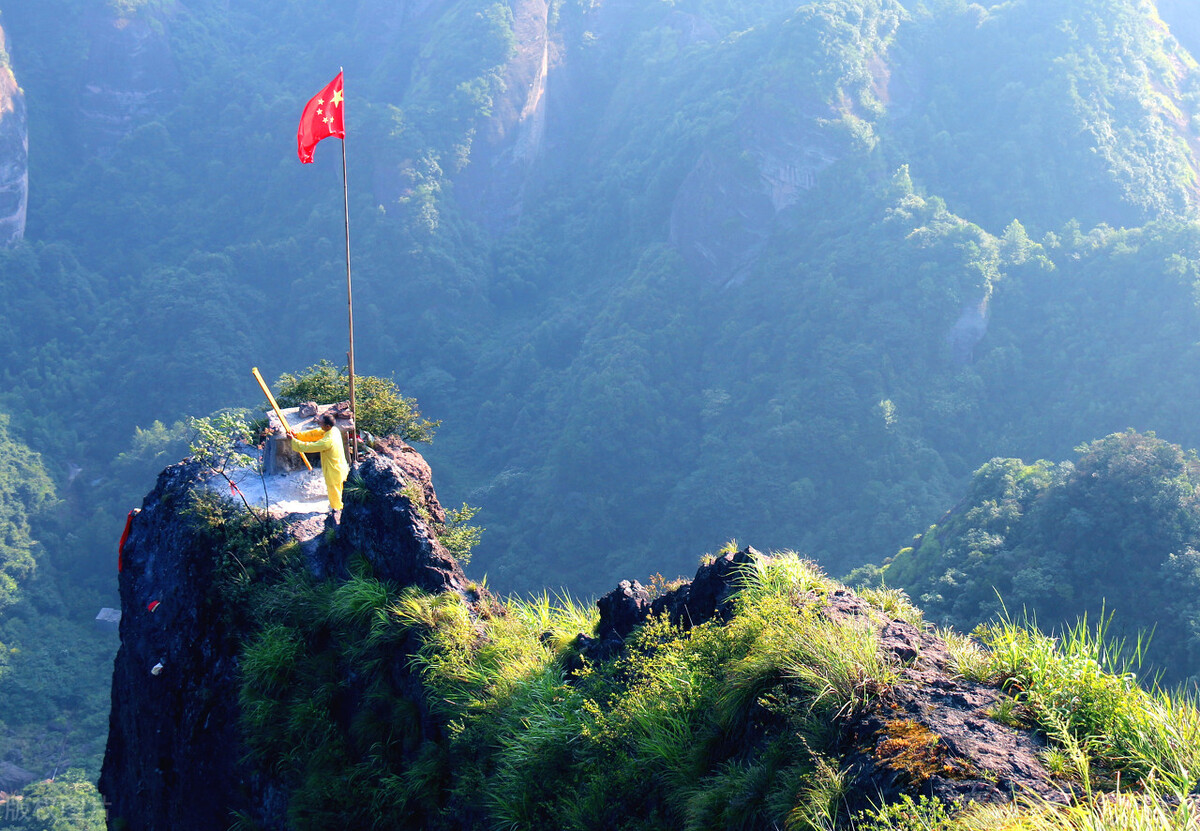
583;547;1064;812
98;438;468;830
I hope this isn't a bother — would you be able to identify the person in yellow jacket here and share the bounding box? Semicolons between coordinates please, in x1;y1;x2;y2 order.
288;412;350;511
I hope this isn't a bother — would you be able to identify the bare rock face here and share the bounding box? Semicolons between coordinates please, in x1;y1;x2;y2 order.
453;0;554;228
946;295;991;364
0;24;28;245
331;438;469;594
0;761;35;793
668;103;850;287
80;10;180;155
97;461;250;831
374;436;447;526
651;545;759;628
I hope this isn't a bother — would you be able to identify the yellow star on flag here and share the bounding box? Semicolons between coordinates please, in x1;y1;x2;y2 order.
331;90;343;107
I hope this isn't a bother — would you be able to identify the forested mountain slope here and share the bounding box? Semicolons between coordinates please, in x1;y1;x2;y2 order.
2;0;1200;591
4;0;1200;797
879;430;1200;686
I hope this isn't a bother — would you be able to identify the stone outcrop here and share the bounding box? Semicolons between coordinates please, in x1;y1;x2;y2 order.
0;24;27;245
99;439;467;830
102;450;1065;829
584;547;1063;810
0;761;35;794
330;437;469;594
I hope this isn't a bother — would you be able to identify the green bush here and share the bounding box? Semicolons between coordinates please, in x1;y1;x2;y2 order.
274;361;439;443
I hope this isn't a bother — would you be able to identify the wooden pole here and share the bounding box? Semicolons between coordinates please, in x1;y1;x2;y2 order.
251;366;313;471
340;66;357;464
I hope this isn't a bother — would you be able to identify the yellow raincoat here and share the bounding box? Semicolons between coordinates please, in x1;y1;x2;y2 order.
291;426;350;510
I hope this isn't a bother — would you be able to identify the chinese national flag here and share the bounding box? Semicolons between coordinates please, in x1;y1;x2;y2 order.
297;72;345;164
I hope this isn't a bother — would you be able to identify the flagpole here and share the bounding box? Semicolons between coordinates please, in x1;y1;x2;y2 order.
340;66;357;464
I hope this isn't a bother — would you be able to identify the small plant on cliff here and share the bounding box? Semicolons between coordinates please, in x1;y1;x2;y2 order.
188;411;269;524
439;503;483;564
398;484;483;564
274;360;440;442
854;793;955;831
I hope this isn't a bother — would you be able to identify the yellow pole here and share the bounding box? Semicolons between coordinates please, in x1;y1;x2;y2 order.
251;366;313;472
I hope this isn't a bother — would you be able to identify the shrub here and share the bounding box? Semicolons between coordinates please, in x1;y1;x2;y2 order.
274;361;439;442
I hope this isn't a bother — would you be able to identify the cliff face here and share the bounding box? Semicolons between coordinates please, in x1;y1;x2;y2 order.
97;461;250;831
98;439;469;830
79;9;180;155
0;23;27;244
452;0;553;228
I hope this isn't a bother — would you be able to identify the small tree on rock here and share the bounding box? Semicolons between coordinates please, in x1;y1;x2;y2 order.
275;361;439;443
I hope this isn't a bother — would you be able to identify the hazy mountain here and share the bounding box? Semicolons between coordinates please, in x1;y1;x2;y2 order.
4;0;1200;798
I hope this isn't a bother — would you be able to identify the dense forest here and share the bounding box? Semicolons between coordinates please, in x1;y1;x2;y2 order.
4;0;1200;821
877;430;1200;686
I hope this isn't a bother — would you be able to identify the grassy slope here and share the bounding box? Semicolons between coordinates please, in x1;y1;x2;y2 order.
234;540;1200;830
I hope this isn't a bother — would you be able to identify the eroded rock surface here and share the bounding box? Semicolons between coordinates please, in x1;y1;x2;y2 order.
0;24;27;244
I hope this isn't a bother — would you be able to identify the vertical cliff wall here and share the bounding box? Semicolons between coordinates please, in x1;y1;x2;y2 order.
79;9;180;155
99;440;469;830
0;22;27;245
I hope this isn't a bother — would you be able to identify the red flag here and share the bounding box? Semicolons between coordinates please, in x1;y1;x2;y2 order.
118;509;134;572
297;72;345;164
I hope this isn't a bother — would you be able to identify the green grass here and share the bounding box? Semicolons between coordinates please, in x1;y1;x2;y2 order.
225;536;1200;830
966;613;1200;797
949;794;1200;830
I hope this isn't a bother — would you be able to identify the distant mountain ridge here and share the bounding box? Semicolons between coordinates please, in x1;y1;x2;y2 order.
0;1;1198;695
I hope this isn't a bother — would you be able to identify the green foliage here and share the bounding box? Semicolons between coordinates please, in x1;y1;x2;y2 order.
228;543;1200;829
854;793;955;831
883;431;1200;682
896;0;1200;230
187;412;256;475
438;503;483;565
105;0;163;16
184;489;293;623
0;769;106;831
235;549;937;828
112;420;189;481
0;413;55;615
953;795;1200;830
14;0;1200;803
274;361;439;443
965;614;1200;796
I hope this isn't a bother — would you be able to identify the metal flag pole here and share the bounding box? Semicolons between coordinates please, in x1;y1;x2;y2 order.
340;66;357;464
